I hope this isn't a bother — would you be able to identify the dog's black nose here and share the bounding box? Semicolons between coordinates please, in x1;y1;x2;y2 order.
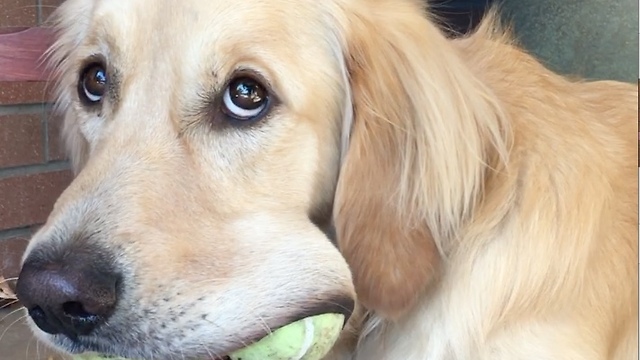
16;249;119;339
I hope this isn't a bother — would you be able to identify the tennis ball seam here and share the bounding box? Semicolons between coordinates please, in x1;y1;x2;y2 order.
294;317;314;360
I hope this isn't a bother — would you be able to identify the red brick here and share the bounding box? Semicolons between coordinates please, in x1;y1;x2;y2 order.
0;113;44;167
0;169;73;230
0;235;28;282
47;111;67;161
0;81;52;105
0;0;37;27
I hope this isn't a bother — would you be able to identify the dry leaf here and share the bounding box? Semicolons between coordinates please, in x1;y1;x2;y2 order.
0;275;17;300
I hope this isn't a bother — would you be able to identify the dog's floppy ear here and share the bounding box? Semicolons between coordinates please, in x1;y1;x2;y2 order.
332;1;509;319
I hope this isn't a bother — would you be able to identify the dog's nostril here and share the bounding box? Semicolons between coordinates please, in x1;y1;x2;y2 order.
29;306;46;319
27;306;61;335
63;301;96;319
29;306;47;322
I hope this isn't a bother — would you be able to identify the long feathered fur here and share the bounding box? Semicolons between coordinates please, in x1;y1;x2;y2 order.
326;1;637;359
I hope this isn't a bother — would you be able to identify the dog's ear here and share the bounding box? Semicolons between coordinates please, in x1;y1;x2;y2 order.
332;1;509;319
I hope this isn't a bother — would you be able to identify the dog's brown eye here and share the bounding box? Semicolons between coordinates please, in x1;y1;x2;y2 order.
79;63;107;104
222;77;268;120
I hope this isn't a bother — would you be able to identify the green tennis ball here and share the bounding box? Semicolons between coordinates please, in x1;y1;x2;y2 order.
229;313;344;360
72;313;344;360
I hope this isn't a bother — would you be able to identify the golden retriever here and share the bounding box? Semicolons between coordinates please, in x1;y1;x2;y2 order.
15;0;638;359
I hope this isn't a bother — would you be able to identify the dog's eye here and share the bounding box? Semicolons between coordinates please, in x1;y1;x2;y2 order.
78;63;108;104
222;77;268;121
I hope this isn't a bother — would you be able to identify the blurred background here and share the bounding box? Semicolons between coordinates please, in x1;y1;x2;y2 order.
432;0;637;83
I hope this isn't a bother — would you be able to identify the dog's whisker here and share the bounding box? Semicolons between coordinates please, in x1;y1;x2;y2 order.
323;300;356;315
0;306;27;324
198;342;217;360
0;314;29;348
204;315;252;350
257;316;273;336
35;337;41;360
25;333;37;360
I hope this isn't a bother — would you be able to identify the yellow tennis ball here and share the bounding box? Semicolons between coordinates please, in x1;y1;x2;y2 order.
73;313;344;360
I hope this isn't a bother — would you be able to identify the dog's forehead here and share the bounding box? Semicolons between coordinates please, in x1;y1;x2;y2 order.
65;0;347;118
79;0;342;95
90;0;328;50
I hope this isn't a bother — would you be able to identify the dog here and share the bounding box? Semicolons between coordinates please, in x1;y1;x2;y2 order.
15;0;638;359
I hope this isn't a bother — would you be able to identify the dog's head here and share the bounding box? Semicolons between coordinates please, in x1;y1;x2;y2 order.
16;0;508;358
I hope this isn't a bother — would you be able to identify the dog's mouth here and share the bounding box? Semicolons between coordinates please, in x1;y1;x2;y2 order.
25;285;355;360
56;313;346;360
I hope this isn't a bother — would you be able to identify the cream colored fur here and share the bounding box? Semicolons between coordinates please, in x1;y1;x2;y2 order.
21;0;638;359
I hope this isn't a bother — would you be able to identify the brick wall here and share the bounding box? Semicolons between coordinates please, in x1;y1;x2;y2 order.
0;0;69;283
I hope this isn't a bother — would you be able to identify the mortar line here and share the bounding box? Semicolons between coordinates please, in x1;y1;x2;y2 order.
0;103;52;116
42;107;50;162
0;161;70;180
0;226;33;241
36;0;43;24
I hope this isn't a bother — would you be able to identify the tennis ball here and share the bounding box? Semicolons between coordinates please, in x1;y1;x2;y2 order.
229;313;344;360
72;313;344;360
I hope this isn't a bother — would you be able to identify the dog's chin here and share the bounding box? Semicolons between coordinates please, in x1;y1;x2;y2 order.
31;329;129;359
44;338;225;360
29;323;229;360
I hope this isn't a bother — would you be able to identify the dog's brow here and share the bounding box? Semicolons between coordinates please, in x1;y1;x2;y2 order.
89;19;125;62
